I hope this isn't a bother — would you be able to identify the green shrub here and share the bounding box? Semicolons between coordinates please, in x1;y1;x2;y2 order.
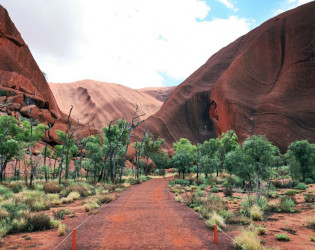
0;185;13;199
275;233;290;241
304;194;315;203
54;210;66;220
295;183;308;190
10;183;23;193
268;191;278;198
25;213;52;232
279;196;295;212
217;210;234;223
169;180;175;186
284;190;301;196
174;179;189;185
305;178;313;184
310;236;315;242
211;186;219;193
196;188;203;197
2;202;28;220
126;178;140;185
199;184;207;190
139;176;147;182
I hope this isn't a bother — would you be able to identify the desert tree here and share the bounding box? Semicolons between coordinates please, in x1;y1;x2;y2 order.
171;138;196;179
142;133;164;175
286;140;315;182
0;116;21;181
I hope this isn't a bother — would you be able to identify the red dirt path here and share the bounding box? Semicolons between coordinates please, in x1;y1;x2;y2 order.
56;178;233;249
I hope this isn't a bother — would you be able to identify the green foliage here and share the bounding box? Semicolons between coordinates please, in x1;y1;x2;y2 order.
305;178;314;184
279;196;295;212
275;233;290;241
287;140;315;182
295;182;308;190
150;151;170;170
211;186;219;193
304;194;315;203
172;139;196;178
174;179;189;185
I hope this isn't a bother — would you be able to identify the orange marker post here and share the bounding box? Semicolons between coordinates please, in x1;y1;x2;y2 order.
72;228;76;250
115;192;117;200
213;225;218;244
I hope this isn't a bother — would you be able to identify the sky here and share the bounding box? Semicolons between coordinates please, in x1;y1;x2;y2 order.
0;0;313;88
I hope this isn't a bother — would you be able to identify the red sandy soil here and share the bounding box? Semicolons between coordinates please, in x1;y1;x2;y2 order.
217;185;315;250
2;178;234;249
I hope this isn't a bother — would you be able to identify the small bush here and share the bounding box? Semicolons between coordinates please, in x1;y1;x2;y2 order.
49;219;59;229
58;223;66;236
305;178;313;184
310;236;315;242
256;226;267;235
267;200;281;212
84;205;90;212
275;233;290;241
250;205;263;221
139;176;147;182
67;191;81;201
223;187;233;197
0;185;13;199
211;186;219;193
10;183;23;193
284;190;300;196
96;195;114;205
205;212;225;229
307;214;315;229
228;216;251;225
54;210;66;220
43;183;62;193
295;183;308;190
0;207;9;219
126;178;140;185
174;179;189;186
25;213;52;232
175;196;183;203
304;194;315;203
196;188;203;197
268;191;278;198
279;196;295;212
66;185;89;197
234;229;261;250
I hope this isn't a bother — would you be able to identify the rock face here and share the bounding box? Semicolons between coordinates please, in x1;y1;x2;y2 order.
0;5;61;119
138;86;176;102
0;5;96;143
143;2;315;151
49;80;173;130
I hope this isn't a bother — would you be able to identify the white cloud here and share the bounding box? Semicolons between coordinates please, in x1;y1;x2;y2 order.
216;0;238;12
274;0;313;15
0;0;252;88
